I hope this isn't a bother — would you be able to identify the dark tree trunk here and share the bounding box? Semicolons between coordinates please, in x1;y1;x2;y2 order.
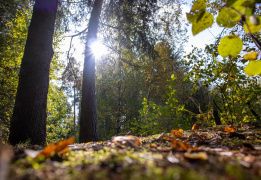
213;100;221;125
79;0;103;143
8;0;58;146
246;101;260;121
213;106;221;125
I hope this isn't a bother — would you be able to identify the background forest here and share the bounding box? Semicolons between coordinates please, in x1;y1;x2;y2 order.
1;0;261;145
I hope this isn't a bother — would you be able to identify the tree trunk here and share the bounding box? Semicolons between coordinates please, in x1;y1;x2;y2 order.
213;100;221;125
8;0;58;146
79;0;103;143
116;62;122;135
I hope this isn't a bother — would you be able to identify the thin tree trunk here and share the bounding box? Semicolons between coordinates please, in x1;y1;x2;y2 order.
8;0;58;145
246;101;260;121
116;62;122;135
73;83;76;133
79;0;103;143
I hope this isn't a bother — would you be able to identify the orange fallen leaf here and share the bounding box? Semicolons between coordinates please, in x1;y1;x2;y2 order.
170;139;191;151
36;137;74;159
170;129;184;138
192;123;199;130
150;144;158;148
224;126;236;134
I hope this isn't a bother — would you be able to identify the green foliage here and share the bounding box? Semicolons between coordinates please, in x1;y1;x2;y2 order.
187;0;261;77
217;8;241;28
0;7;32;143
0;2;74;144
131;75;193;136
186;0;214;35
185;44;261;124
46;84;74;144
244;15;261;33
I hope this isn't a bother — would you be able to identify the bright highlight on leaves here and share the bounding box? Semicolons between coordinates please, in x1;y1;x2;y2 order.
244;60;261;76
217;8;241;28
218;35;243;57
243;51;259;60
36;137;74;159
244;15;261;33
231;0;254;16
186;0;214;35
112;136;141;147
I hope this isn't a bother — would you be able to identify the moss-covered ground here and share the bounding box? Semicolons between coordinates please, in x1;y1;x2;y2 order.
1;124;261;180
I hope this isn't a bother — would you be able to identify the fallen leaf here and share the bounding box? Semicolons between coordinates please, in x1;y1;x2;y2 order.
192;123;199;130
36;137;75;159
170;139;193;151
112;135;141;147
170;129;184;138
184;152;208;161
224;126;236;134
150;144;158;148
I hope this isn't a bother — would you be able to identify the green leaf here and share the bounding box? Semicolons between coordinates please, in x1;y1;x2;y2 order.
187;11;214;35
244;15;261;33
217;8;241;28
218;35;243;57
244;60;261;76
232;0;254;16
226;0;237;7
191;0;206;12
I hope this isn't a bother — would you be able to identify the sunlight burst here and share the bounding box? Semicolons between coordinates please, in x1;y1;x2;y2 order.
90;41;108;59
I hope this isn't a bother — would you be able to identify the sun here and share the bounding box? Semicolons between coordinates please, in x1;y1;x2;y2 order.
90;41;108;59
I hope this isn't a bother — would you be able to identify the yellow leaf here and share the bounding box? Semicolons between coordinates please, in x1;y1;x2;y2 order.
184;152;208;160
243;51;259;60
244;60;261;76
178;129;184;133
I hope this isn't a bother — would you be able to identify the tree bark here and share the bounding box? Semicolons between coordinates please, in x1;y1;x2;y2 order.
8;0;58;145
116;62;122;135
79;0;103;143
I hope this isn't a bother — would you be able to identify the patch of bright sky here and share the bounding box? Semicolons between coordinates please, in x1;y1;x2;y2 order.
182;0;224;54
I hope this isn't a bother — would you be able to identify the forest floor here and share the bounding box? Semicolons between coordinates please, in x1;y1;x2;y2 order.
1;123;261;180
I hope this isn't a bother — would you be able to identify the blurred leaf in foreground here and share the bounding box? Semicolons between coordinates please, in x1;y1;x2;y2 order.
35;137;74;159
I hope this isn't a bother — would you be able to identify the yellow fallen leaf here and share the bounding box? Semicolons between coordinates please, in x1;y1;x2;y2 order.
184;152;208;160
